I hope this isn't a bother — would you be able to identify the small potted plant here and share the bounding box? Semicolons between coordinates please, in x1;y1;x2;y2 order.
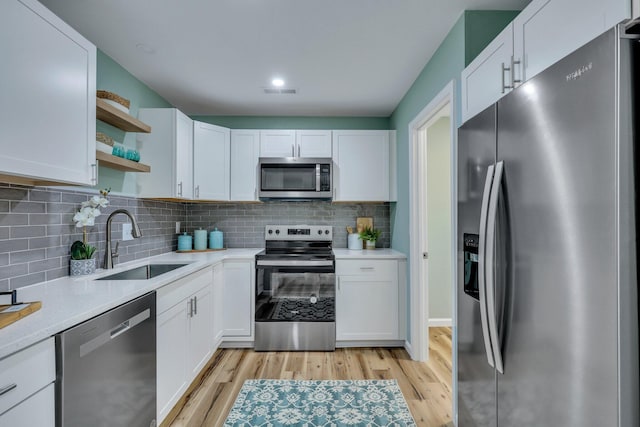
70;189;110;276
359;226;381;250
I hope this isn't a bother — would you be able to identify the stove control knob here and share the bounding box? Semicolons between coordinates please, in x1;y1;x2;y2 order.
309;294;318;304
275;229;280;235
325;230;330;235
268;229;273;235
317;230;322;235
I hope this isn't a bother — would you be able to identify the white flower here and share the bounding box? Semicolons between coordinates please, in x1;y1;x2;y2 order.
73;194;109;228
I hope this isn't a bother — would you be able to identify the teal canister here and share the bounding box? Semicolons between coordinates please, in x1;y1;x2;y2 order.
177;232;192;251
194;228;208;250
209;227;223;249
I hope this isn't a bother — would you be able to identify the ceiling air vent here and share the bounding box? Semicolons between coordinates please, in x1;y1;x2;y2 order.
263;88;297;94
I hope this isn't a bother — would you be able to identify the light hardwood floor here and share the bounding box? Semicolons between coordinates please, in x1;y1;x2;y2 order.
168;327;452;427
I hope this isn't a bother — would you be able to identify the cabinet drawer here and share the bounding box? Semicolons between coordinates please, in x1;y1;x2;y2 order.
157;266;213;314
0;338;55;415
336;260;397;279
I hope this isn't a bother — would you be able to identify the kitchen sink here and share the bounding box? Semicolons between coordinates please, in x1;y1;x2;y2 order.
96;263;189;280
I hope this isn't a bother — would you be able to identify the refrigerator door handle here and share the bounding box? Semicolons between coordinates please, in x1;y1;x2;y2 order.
478;163;496;368
486;160;505;374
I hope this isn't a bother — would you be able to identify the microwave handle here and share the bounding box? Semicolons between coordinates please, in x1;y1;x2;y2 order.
316;164;321;191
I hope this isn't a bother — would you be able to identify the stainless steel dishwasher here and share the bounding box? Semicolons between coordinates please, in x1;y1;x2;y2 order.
56;292;157;427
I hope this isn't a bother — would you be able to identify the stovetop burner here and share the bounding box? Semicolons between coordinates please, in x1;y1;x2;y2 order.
259;225;334;260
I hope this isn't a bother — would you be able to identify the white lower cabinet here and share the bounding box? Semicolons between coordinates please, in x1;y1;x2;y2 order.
0;338;55;425
0;383;54;426
336;260;400;341
212;263;225;347
156;266;215;424
223;260;254;339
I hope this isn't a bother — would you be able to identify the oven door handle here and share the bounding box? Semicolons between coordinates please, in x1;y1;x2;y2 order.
256;260;335;267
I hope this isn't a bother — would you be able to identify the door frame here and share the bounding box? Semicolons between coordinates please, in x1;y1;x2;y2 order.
407;80;456;362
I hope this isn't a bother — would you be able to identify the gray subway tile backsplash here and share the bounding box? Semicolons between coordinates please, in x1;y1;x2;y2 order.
0;183;391;291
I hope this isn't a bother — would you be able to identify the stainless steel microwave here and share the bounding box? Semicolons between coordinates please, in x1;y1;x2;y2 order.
258;157;333;200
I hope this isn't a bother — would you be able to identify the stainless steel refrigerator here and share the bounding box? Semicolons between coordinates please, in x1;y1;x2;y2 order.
457;22;639;426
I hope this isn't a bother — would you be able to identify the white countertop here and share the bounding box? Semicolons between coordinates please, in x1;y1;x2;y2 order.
0;249;260;360
0;247;406;359
333;248;407;259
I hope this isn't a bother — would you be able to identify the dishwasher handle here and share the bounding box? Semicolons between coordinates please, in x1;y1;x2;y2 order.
79;308;151;358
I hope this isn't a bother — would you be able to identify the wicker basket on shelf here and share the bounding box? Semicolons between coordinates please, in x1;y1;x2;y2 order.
97;90;131;109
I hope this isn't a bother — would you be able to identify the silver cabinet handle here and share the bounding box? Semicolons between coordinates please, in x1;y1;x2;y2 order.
0;383;17;397
193;295;198;315
195;185;200;199
337;276;340;291
178;181;183;197
297;145;300;157
254;188;257;200
91;163;97;185
360;267;374;270
188;298;193;317
485;161;504;374
478;164;496;369
501;62;512;93
291;144;295;157
511;56;522;88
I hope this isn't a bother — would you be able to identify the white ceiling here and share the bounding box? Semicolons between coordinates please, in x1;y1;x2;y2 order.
40;0;529;117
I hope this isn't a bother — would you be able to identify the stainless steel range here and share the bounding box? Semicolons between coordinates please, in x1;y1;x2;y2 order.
255;225;335;351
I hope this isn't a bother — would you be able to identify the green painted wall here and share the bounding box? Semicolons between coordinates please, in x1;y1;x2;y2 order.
190;115;390;130
95;50;172;195
465;11;520;66
427;117;452;320
389;10;517;343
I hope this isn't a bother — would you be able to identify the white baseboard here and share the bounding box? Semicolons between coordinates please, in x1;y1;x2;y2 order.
428;318;453;327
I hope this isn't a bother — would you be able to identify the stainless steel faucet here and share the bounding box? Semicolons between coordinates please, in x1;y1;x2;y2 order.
104;209;142;269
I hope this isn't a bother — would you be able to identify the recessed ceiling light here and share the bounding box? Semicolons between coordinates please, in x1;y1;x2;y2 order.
136;43;156;54
271;78;285;87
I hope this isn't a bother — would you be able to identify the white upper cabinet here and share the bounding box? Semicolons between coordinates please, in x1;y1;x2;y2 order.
513;0;630;83
230;130;260;201
295;130;332;157
137;108;194;199
332;130;390;201
259;130;296;157
461;24;514;122
461;0;630;123
0;0;96;186
193;121;230;201
260;130;332;158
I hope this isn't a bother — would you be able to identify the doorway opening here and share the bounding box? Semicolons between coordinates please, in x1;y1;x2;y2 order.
408;81;456;364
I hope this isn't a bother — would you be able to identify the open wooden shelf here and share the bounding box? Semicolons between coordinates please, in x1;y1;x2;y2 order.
96;98;151;133
96;151;151;173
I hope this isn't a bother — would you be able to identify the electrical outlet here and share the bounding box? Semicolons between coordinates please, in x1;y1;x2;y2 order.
122;223;133;241
175;221;181;233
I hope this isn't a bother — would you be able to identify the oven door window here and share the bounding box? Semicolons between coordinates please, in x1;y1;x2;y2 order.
256;266;335;322
261;165;317;191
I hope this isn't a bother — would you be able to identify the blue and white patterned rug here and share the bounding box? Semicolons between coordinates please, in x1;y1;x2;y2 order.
224;379;416;426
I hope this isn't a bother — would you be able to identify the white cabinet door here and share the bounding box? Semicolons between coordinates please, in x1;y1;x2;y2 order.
157;300;189;423
223;260;253;338
461;23;514;123
336;275;399;341
193;121;230;201
259;130;296;157
212;263;225;347
0;0;96;186
175;112;194;199
0;383;54;427
296;130;332;157
332;130;390;201
137;109;194;199
230;130;260;201
513;0;629;83
188;283;214;378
